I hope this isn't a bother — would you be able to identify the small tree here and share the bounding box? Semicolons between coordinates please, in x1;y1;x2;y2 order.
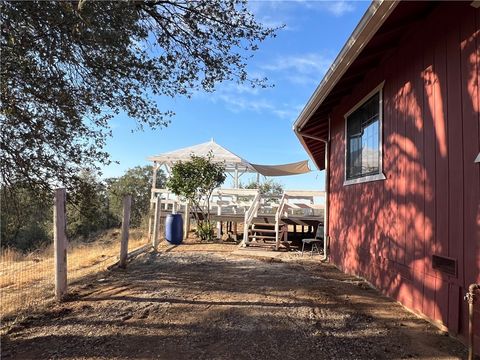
67;170;114;239
166;154;226;240
106;166;166;228
241;179;284;205
244;179;283;196
0;182;52;251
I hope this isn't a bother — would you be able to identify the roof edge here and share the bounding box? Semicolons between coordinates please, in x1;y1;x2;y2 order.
292;0;399;133
296;132;324;170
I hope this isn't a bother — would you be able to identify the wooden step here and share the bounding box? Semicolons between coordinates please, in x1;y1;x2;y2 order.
248;234;276;240
251;228;276;234
251;222;275;227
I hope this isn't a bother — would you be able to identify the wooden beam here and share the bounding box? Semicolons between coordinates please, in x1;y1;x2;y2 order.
234;164;239;188
308;142;326;152
302;121;328;134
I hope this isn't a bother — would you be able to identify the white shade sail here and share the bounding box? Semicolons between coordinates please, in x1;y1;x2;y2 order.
250;160;311;176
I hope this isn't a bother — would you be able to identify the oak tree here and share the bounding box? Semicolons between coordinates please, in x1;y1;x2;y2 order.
1;0;277;192
106;165;166;227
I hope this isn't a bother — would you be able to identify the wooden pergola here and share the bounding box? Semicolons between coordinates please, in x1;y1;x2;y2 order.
146;139;315;246
147;139;258;189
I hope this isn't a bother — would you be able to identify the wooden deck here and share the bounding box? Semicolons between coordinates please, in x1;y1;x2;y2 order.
159;210;322;227
210;214;322;227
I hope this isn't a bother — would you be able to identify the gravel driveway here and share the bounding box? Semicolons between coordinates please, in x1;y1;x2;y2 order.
1;245;467;359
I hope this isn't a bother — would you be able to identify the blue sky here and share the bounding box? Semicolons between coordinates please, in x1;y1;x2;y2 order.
103;1;371;190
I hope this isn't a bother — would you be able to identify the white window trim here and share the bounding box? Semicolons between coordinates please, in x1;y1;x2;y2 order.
343;81;386;186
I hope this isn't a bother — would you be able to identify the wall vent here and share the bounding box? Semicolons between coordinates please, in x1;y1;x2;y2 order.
432;254;457;277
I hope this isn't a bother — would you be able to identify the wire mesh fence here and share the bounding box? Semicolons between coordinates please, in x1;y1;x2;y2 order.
0;228;152;322
1;194;279;321
0;189;207;323
0;244;55;320
67;228;150;286
0;190;155;323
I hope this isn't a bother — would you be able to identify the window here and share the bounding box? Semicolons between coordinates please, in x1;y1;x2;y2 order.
344;85;385;185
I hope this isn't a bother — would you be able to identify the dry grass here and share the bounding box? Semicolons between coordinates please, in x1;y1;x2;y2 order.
0;229;148;321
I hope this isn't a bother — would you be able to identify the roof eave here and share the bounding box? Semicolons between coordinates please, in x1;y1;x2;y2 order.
296;133;324;170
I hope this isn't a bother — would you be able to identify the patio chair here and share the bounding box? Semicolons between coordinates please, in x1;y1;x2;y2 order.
301;224;324;256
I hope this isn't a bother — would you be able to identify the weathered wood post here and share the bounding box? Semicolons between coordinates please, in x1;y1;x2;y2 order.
183;201;190;240
233;222;238;241
119;195;132;269
216;204;222;239
152;196;162;249
148;162;158;237
54;188;67;301
234;164;239;188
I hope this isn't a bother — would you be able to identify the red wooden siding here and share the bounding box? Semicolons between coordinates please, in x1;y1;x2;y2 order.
325;4;479;348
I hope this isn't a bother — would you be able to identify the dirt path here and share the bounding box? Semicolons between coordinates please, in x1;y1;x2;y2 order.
1;244;467;359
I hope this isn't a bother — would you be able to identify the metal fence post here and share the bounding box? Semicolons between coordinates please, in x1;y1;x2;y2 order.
54;188;67;301
119;195;132;269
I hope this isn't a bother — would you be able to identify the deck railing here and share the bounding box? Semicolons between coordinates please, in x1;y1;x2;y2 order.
274;193;288;250
241;191;261;246
150;188;325;246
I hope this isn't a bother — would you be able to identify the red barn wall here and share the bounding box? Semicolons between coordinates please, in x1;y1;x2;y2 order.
326;4;479;347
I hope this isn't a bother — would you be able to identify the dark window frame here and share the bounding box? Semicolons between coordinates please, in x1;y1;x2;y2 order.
343;82;386;186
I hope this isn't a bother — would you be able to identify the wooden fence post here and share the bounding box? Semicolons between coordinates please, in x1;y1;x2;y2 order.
147;208;153;238
183;201;190;240
119;195;132;269
148;163;158;238
54;188;67;301
217;204;222;239
152;196;161;249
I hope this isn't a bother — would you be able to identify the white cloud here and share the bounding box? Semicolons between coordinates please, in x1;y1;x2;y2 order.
286;74;319;86
224;82;260;96
248;0;356;21
263;53;331;74
261;53;332;86
288;0;356;17
202;89;303;123
322;1;356;17
191;53;331;121
247;1;289;29
272;108;298;121
273;103;305;123
217;93;274;113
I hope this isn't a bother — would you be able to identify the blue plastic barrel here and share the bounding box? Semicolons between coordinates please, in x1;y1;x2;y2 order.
165;213;183;245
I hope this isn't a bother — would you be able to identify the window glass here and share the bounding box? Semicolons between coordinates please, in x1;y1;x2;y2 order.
346;92;380;179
